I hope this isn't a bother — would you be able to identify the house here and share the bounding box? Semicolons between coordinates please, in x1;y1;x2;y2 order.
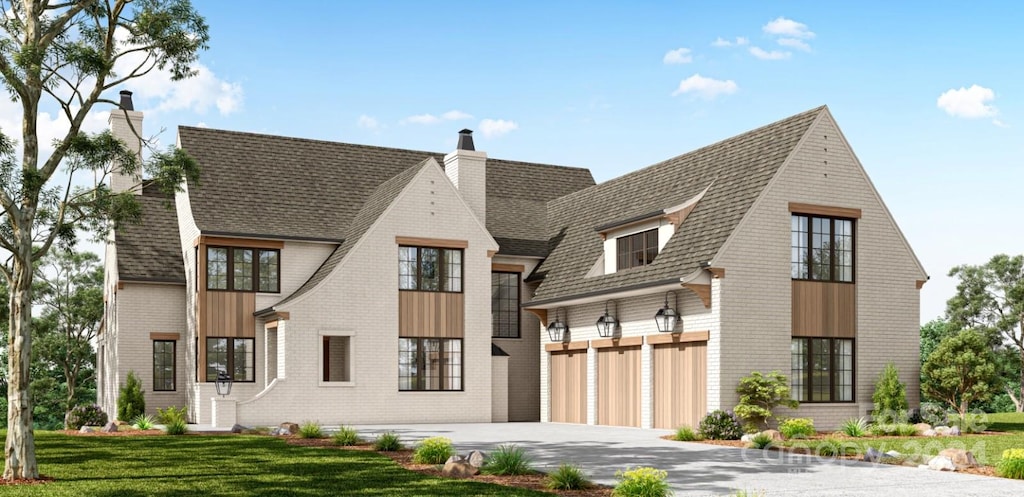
98;92;926;430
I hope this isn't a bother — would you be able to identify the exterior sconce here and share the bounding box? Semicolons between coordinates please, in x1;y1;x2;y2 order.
654;291;680;333
547;308;570;343
595;301;618;338
215;370;233;398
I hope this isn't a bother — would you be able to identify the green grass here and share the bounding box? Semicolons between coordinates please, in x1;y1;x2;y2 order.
0;431;548;496
782;412;1024;466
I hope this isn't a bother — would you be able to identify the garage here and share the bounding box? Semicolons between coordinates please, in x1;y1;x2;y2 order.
651;334;707;430
549;347;587;424
596;338;642;427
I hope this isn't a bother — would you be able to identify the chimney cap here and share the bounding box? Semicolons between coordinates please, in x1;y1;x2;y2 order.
456;129;475;151
118;90;135;111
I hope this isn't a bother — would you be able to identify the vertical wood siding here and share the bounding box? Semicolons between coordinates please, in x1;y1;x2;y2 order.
549;350;587;424
398;291;465;338
791;280;856;337
597;346;641;427
653;341;707;429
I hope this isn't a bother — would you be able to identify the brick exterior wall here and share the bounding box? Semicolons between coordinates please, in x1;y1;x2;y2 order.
492;255;542;422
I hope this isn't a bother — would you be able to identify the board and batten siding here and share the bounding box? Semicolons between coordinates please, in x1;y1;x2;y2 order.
398;291;465;338
791;280;856;338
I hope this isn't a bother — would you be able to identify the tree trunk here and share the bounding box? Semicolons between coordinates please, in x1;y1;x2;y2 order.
1019;346;1024;412
5;254;38;480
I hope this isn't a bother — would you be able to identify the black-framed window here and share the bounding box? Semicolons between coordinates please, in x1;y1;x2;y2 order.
616;228;659;271
791;337;854;403
398;246;462;292
398;338;462;391
153;340;176;391
207;246;280;293
791;215;854;282
206;337;255;382
492;272;520;338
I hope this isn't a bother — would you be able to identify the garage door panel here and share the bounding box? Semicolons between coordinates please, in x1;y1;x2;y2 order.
550;350;587;424
653;341;707;430
597;346;641;427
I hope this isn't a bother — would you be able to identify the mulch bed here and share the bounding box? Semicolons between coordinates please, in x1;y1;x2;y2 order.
0;475;53;486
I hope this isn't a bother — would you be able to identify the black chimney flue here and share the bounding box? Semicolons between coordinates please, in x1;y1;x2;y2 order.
119;90;134;111
457;129;475;151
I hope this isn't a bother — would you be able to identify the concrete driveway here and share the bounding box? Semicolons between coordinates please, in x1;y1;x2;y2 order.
351;422;1024;496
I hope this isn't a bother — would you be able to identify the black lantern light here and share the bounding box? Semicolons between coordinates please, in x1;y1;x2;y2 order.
547;308;570;343
595;301;618;338
654;291;680;333
215;370;233;398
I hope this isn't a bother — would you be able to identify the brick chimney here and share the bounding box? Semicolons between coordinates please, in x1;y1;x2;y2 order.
107;90;143;194
444;129;487;223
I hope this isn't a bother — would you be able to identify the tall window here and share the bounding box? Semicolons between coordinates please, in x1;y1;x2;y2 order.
398;246;462;292
153;340;176;391
398;338;462;391
616;228;659;271
207;246;280;292
791;337;854;402
791;215;854;282
492;272;520;338
322;335;352;382
206;337;255;382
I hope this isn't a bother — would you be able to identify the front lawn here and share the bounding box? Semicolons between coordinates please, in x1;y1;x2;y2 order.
0;431;549;496
780;412;1024;466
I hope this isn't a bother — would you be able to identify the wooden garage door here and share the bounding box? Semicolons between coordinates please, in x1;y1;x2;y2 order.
597;346;641;427
653;341;707;429
549;350;587;424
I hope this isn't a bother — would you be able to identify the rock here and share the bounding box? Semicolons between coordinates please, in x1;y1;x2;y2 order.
927;456;957;471
864;447;883;463
467;450;486;468
279;422;299;435
441;461;479;478
760;429;784;441
444;455;466;465
938;449;977;470
230;424;247;434
79;426;98;433
101;422;118;433
923;429;937;437
949;426;961;436
740;434;754;443
913;423;932;435
885;450;902;458
934;426;952;436
917;464;930;470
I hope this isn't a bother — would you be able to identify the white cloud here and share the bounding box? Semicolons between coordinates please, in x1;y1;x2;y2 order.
196;122;209;128
993;119;1009;128
777;37;811;51
749;47;791;60
671;74;738;99
479;118;518;138
663;47;693;64
937;85;998;119
357;115;381;130
402;110;473;125
711;36;749;47
441;110;473;121
763;17;815;39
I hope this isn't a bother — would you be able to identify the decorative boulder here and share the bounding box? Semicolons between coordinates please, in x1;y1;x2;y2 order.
740;434;754;443
101;422;118;433
927;456;957;472
279;422;299;435
467;450;486;468
934;426;952;436
79;426;98;433
913;423;932;435
444;455;466;465
949;426;961;436
760;430;784;441
863;447;883;463
230;424;246;434
885;450;902;458
442;460;479;478
922;429;937;437
938;449;977;470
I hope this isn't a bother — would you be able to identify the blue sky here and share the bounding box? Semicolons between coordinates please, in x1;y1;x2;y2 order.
78;1;1024;324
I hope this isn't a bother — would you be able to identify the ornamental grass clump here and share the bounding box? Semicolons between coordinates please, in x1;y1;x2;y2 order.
673;425;699;442
546;463;591;490
748;432;774;450
374;431;403;451
165;418;188;435
778;418;815;439
298;421;324;439
997;449;1024;480
132;414;156;430
483;444;534;475
840;417;868;437
613;466;672;497
332;426;361;446
412;436;454;464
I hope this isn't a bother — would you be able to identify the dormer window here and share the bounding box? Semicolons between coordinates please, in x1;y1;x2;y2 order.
616;228;659;271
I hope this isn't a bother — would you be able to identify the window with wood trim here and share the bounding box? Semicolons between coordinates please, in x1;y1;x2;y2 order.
153;340;176;391
492;272;520;338
207;246;280;292
616;228;659;271
398;338;462;391
205;337;255;382
791;337;854;403
398;246;462;292
322;335;352;382
791;214;854;282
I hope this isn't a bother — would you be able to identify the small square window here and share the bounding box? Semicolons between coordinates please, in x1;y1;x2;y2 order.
322;336;352;382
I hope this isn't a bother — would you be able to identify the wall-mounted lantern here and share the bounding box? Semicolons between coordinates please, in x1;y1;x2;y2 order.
547;308;570;343
215;370;233;398
595;301;618;338
654;291;680;333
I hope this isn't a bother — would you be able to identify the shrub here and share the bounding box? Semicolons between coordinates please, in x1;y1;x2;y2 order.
896;423;918;437
374;431;403;451
918;402;949;427
66;404;108;430
413;436;454;464
779;418;815;439
117;371;146;422
298;421;324;439
546;463;590;490
959;412;988;434
698;410;744;440
748;432;774;450
132;414;155;430
673;425;699;442
613;467;672;497
483;444;534;475
816;437;848;457
165;418;188;435
872;362;908;424
922;329;998;422
156;406;188;425
997;449;1024;480
840;417;868;437
734;371;799;430
332;426;361;446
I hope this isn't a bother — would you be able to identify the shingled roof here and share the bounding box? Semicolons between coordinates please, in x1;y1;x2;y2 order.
528;106;825;305
115;184;186;283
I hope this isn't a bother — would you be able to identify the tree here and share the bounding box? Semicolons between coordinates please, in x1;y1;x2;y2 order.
921;319;957;366
872;362;908;423
34;250;103;428
116;370;144;422
0;1;206;479
947;254;1024;412
734;370;799;430
922;329;998;423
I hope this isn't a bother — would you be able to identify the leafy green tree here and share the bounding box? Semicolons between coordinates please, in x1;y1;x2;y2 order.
117;371;144;422
947;254;1024;412
0;0;207;479
734;370;799;430
921;319;957;365
872;362;908;423
922;329;998;423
